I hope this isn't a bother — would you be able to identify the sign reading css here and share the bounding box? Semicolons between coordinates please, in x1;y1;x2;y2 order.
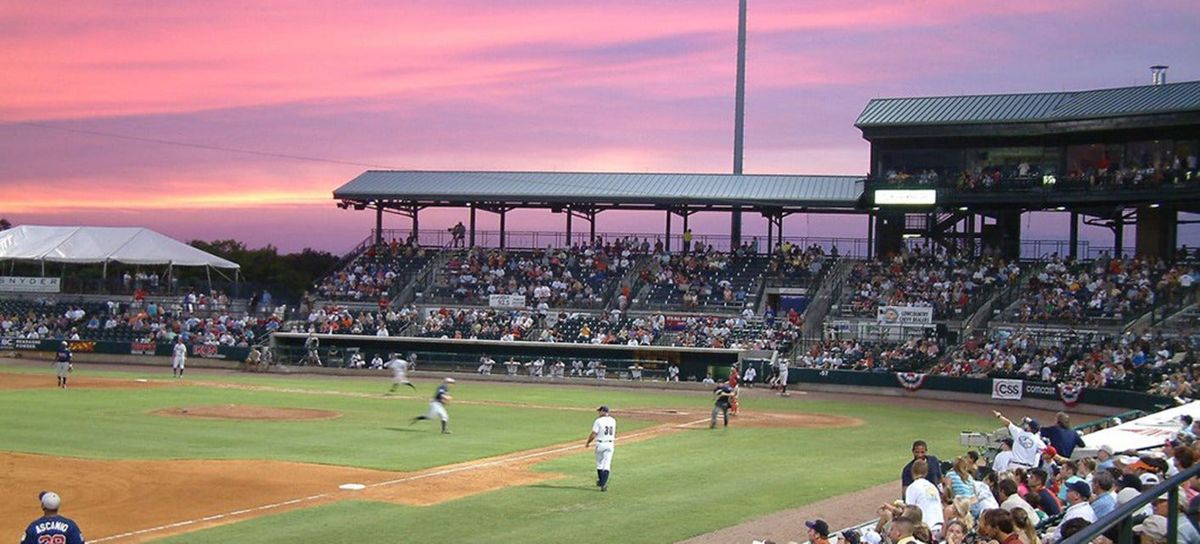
992;378;1023;400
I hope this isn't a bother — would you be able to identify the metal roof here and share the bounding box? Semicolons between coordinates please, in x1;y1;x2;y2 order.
856;80;1200;127
333;171;864;208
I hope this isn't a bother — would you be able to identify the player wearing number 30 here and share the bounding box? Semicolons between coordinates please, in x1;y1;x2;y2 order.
585;405;616;492
21;491;85;544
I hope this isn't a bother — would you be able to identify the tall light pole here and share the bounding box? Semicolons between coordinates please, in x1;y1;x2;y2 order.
730;0;747;248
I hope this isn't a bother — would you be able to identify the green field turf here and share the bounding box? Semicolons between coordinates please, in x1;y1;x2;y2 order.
0;365;995;543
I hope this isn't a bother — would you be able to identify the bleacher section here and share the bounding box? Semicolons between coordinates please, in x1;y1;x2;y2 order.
315;240;429;302
636;252;769;313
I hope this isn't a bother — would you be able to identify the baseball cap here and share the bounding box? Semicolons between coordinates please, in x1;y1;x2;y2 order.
1099;444;1114;455
1023;417;1041;432
1141;473;1162;486
597;405;609;413
1182;414;1194;425
1118;487;1142;505
1043;445;1058;457
39;491;60;510
805;519;830;537
1133;515;1169;540
842;530;862;544
1187;495;1200;516
1116;455;1141;466
860;530;883;544
1066;480;1092;499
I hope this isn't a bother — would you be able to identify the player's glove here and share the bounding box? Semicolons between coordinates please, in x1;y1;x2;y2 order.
68;364;74;373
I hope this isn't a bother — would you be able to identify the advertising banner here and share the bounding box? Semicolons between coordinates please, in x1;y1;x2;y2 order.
0;276;61;293
488;294;527;309
992;378;1024;400
877;305;934;325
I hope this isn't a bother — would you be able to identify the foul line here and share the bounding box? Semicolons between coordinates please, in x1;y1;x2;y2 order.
90;417;709;543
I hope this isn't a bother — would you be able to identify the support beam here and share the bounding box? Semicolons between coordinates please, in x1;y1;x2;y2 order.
867;212;874;260
729;0;747;247
1114;214;1125;258
665;210;673;253
469;205;477;248
589;210;597;242
499;208;507;249
566;207;573;246
374;205;384;247
411;206;420;245
1069;212;1079;260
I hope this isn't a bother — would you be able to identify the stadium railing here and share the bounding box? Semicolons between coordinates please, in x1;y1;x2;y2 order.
1062;462;1200;544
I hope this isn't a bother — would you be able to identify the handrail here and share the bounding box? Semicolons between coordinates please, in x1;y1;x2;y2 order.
1061;462;1200;544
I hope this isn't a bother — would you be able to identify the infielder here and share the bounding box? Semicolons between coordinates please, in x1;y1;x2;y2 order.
777;356;790;396
387;353;416;393
411;377;455;434
172;337;187;378
710;382;735;428
585;405;616;492
54;342;73;389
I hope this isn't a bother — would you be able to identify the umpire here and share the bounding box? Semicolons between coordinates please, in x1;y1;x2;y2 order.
710;382;735;429
21;491;85;544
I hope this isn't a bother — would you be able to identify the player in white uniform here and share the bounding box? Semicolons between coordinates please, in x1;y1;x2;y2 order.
777;357;790;396
585;405;616;492
387;354;416;393
993;410;1047;470
477;355;494;375
172;337;187;378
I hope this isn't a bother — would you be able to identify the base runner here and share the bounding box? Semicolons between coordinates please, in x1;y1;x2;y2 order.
411;378;454;434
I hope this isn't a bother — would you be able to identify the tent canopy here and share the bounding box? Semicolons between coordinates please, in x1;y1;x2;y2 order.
0;226;240;269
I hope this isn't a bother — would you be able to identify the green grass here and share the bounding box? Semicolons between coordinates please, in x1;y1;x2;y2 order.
0;366;993;543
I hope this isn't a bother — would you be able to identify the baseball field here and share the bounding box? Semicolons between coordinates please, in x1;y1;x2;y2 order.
0;361;1003;543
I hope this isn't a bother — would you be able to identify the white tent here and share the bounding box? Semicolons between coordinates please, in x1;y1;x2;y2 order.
0;225;239;269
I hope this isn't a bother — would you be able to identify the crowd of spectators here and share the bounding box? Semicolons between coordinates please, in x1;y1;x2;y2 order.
431;240;640;307
1005;255;1189;324
637;247;766;310
670;315;800;351
314;239;427;302
417;307;536;341
843;246;1020;320
0;294;277;348
296;304;420;336
767;242;832;284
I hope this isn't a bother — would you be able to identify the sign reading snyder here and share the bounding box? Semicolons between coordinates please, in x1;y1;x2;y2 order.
877;305;933;325
992;378;1023;400
488;294;527;309
0;276;61;293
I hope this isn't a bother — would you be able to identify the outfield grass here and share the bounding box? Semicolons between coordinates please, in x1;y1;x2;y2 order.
0;365;993;543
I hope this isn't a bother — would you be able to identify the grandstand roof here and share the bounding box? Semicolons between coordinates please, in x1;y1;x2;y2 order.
855;80;1200;127
0;226;239;269
333;171;864;209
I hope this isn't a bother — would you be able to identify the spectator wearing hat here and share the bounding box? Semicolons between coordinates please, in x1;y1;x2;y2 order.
994;411;1047;471
1041;412;1087;459
805;519;831;544
1056;480;1097;541
902;440;944;498
1039;445;1062;477
1090;471;1118;518
1133;514;1169;544
21;491;84;544
1178;415;1196;442
1150;492;1200;544
1097;444;1116;471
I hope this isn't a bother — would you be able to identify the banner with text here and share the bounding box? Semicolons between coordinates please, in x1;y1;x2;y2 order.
992;378;1024;400
488;294;527;309
877;305;933;325
0;276;61;293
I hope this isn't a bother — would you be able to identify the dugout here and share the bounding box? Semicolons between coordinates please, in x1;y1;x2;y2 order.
272;332;741;381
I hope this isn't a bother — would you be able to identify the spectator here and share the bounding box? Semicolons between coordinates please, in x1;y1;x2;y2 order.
805;519;831;544
902;440;944;497
905;459;945;533
1041;412;1086;458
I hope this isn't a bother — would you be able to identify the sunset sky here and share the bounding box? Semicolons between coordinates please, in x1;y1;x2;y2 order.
3;1;1199;253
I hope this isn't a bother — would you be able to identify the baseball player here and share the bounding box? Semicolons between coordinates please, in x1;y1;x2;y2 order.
777;356;790;396
477;355;494;375
171;337;187;378
743;364;757;388
21;491;84;544
727;364;740;415
411;377;455;434
993;410;1047;470
711;382;735;428
54;342;72;389
304;333;321;366
505;358;521;376
387;353;416;393
585;405;616;492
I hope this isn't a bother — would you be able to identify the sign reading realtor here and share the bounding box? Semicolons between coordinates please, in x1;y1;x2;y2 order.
992;378;1024;400
0;276;61;293
877;305;934;325
488;294;527;309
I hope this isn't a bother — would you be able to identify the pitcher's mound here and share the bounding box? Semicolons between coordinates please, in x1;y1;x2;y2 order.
152;405;341;421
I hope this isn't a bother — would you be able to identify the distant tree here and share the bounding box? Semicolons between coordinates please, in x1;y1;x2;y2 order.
188;240;337;302
0;218;11;230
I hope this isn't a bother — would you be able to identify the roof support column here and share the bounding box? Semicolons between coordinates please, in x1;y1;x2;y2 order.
566;207;573;246
374;204;384;248
469;204;477;248
1069;211;1079;260
665;209;672;253
499;208;507;249
411;205;420;246
866;212;875;260
1114;213;1125;258
589;210;597;243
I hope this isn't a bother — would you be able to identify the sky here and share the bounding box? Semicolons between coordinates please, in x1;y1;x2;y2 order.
2;0;1199;253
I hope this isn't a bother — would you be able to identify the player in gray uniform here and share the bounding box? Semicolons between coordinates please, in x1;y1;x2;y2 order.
387;353;417;393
